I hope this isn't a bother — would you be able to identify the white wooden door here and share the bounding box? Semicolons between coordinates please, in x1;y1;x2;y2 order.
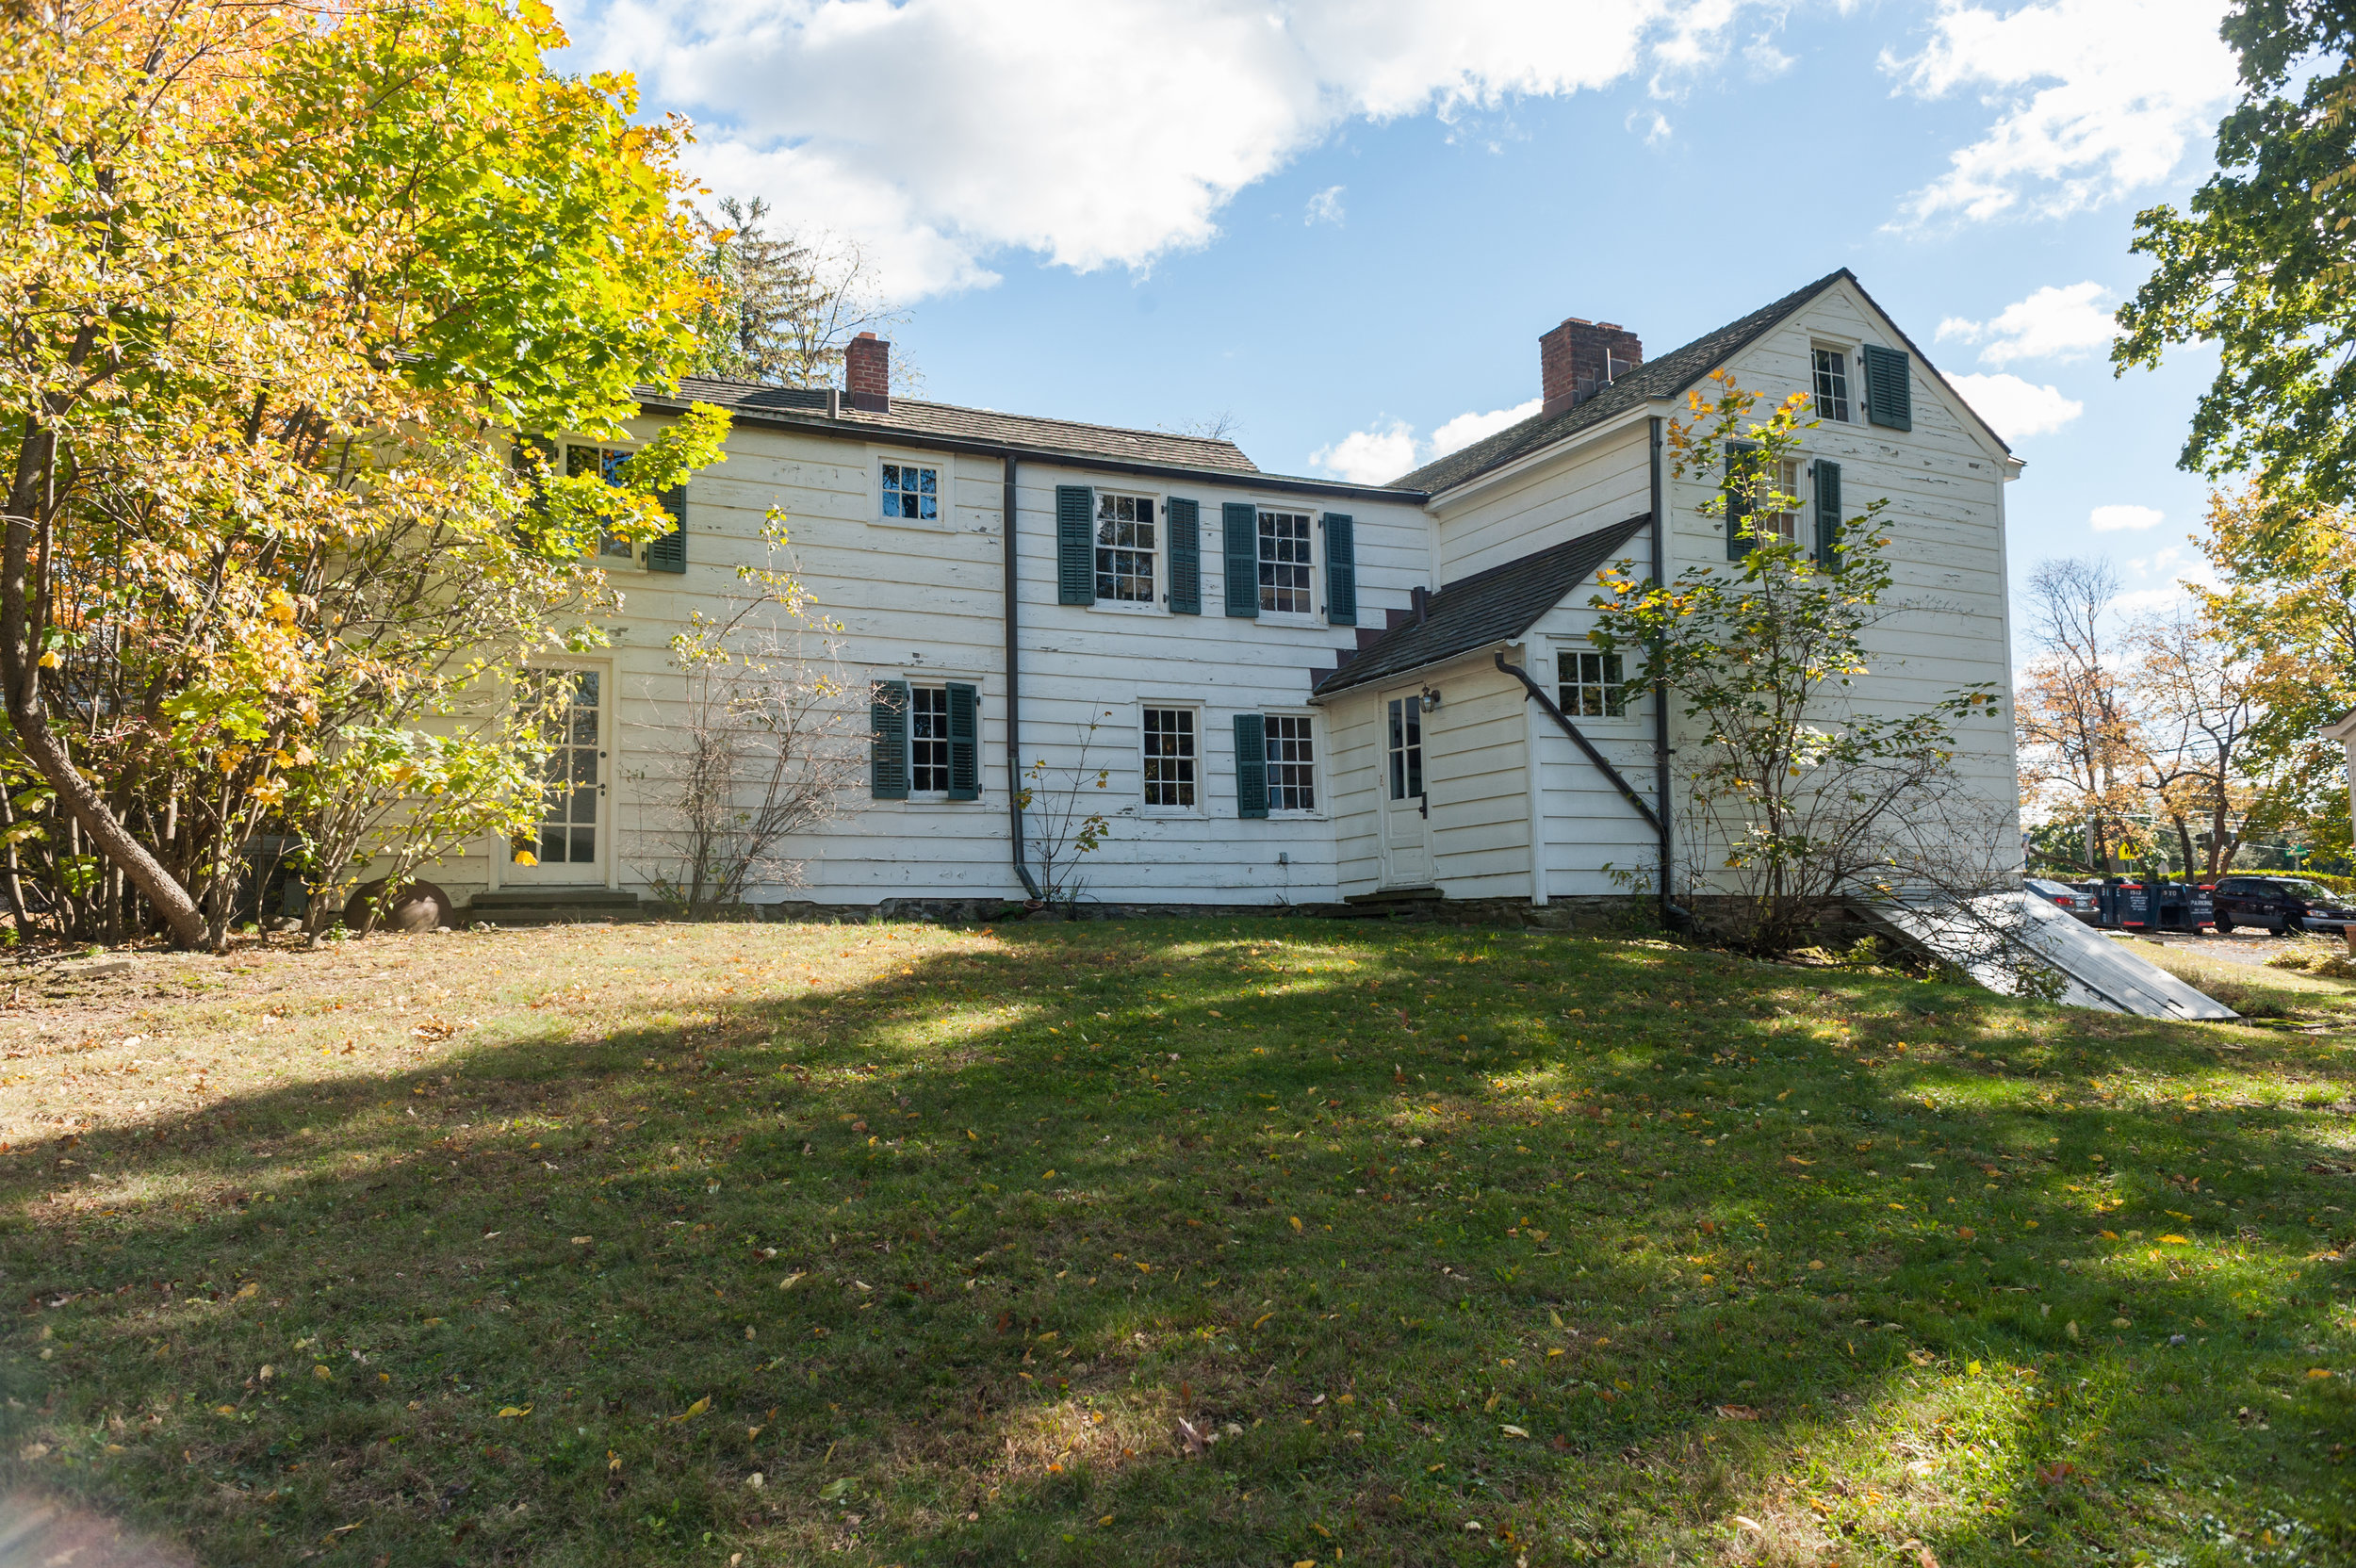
1381;692;1433;889
510;666;610;884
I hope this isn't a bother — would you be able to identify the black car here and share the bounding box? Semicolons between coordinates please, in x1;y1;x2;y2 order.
2209;875;2356;935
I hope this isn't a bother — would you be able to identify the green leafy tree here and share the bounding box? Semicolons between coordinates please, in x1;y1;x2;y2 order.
2114;0;2356;515
1589;375;2004;954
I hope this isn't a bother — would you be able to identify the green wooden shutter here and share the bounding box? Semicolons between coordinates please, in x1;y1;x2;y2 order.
1724;443;1754;560
870;679;909;800
1811;459;1842;570
1861;344;1912;432
1166;497;1201;614
1056;485;1095;605
1233;713;1268;818
1222;502;1259;617
946;682;980;801
1322;513;1356;625
647;485;687;573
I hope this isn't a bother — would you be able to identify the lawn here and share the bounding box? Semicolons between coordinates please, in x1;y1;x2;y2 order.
2;917;2351;1567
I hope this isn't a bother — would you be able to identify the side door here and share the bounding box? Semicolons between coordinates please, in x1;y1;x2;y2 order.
509;665;611;885
1380;691;1433;890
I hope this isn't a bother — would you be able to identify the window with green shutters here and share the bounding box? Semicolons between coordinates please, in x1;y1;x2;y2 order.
1321;513;1356;625
1860;344;1912;432
1811;459;1842;569
1221;502;1258;617
870;679;910;800
1231;712;1268;818
1056;486;1095;605
872;680;978;801
1166;498;1201;614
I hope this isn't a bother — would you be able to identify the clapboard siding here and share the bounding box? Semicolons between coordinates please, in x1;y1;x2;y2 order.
370;272;2017;917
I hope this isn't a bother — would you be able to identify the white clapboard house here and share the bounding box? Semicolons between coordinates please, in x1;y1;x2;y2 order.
444;269;2021;919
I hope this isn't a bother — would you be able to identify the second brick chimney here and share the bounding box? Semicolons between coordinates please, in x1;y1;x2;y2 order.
845;332;890;413
1539;317;1643;417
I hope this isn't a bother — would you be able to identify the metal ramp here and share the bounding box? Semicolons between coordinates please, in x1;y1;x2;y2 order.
1850;889;2237;1021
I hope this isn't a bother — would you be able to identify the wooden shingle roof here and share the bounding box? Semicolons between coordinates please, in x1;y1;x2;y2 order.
1392;270;1855;497
1312;513;1653;698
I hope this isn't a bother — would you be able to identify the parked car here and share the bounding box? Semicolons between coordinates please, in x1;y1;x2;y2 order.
2024;876;2100;922
2209;875;2356;935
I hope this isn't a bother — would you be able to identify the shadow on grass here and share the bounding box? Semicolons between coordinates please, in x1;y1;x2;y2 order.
1;920;2351;1566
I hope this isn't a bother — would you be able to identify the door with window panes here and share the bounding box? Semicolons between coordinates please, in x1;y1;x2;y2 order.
510;667;609;883
1381;690;1433;888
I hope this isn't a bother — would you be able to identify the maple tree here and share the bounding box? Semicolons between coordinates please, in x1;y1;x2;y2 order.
0;0;722;947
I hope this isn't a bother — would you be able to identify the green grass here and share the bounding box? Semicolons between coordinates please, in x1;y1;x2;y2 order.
3;918;2353;1566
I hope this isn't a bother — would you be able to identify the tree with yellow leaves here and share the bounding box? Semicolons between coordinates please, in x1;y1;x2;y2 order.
0;0;725;947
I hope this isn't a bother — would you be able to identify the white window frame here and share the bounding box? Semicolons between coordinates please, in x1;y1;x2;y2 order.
1090;489;1164;613
1810;343;1855;424
561;438;648;572
1261;710;1323;818
1254;506;1318;622
906;681;953;800
1137;703;1203;816
875;454;948;531
1554;642;1639;724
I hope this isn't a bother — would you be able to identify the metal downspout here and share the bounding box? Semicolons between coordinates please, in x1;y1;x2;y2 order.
1004;452;1041;899
1647;416;1686;933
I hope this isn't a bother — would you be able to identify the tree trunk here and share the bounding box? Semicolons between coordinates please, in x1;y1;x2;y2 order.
2;428;210;950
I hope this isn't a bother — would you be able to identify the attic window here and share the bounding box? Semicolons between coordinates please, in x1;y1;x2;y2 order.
1812;348;1851;423
881;461;940;522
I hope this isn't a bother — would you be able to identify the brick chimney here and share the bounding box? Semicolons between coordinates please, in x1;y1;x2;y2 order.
845;332;890;413
1539;317;1643;417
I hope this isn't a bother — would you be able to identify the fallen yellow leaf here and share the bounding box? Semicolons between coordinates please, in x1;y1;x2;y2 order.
778;1273;805;1291
498;1405;531;1418
1499;1425;1530;1438
675;1396;710;1421
1289;1216;1303;1233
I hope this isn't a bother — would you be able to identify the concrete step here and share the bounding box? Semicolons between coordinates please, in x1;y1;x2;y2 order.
466;888;647;925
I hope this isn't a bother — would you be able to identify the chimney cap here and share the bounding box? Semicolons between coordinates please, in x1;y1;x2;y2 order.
1557;316;1592;328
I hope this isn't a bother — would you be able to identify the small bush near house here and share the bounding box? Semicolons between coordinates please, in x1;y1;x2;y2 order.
1;919;2350;1566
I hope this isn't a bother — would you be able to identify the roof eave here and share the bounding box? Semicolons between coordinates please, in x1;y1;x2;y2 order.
631;390;1430;504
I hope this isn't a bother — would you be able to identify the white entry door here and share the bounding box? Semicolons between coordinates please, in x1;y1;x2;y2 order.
511;666;610;883
1381;691;1433;889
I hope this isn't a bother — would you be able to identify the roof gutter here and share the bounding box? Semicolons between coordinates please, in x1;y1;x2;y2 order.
631;393;1425;505
1003;450;1041;901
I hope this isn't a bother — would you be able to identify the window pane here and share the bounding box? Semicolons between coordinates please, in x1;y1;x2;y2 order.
1266;714;1316;811
1257;511;1313;613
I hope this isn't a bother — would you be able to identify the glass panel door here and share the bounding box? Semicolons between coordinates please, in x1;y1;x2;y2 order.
1382;693;1433;888
514;669;605;878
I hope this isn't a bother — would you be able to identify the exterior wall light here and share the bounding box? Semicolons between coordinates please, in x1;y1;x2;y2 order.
1420;686;1443;712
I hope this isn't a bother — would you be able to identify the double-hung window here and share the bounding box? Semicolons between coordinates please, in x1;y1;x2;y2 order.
1141;707;1197;809
1264;715;1317;811
1559;650;1626;718
880;461;941;523
1096;494;1156;603
908;686;951;793
1753;458;1802;544
1813;348;1852;422
566;443;642;563
1258;510;1314;614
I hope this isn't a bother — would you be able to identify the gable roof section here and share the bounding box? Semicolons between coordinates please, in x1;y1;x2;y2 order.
1313;513;1652;699
649;375;1266;475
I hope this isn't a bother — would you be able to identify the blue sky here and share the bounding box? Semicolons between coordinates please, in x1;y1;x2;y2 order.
554;0;2242;635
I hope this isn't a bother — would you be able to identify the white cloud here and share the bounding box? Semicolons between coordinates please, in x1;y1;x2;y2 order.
2090;503;2165;532
1310;419;1422;486
559;0;1759;301
1885;0;2238;225
1947;371;2084;440
1305;186;1347;226
1935;281;2117;365
1312;397;1542;484
1429;399;1543;457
